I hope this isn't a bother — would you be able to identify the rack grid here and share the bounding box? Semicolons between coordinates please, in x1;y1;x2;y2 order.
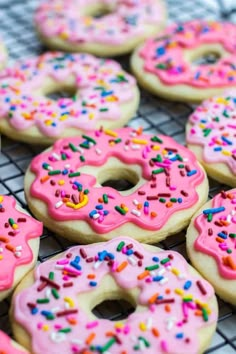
0;0;236;352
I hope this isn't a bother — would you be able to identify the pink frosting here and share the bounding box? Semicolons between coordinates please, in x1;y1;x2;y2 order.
186;89;236;174
35;0;165;46
29;127;205;235
194;189;236;279
0;52;136;137
0;195;43;292
14;237;216;354
139;20;236;88
0;331;27;354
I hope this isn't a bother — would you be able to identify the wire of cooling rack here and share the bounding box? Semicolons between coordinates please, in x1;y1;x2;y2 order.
0;0;236;353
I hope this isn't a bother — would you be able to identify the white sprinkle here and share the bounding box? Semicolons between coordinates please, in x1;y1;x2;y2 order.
51;307;61;313
45;289;51;299
52;153;60;160
183;158;189;162
133;199;139;206
0;247;3;253
158;268;166;275
130;132;137;137
131;144;140;150
150;270;157;277
64;164;70;169
178;273;186;280
14;251;21;258
64;302;70;309
71;339;83;345
127;256;137;266
131;209;141;217
15;245;22;251
55;201;63;209
55;265;64;270
139;339;146;351
50;332;66;343
160;277;168;285
88;142;94;148
93;261;103;269
93;213;100;220
95;148;102;155
146;317;153;330
77;147;84;154
124;145;129;151
48;166;53;171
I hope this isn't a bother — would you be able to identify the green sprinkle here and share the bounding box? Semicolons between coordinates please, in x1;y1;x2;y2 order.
52;288;60;299
46;314;55;320
103;194;108;204
202;307;208;322
151;136;163;143
183;297;193;302
203;128;212;137
80;156;85;162
8;218;15;226
84;189;89;195
152;168;165;175
176;154;183;161
48;170;61;175
100;337;116;353
68;172;81;177
49;272;54;280
58;328;72;333
160;257;170;264
133;345;140;350
156;63;167;70
115;206;126;215
229;233;236;238
80;143;90;149
117;241;125;251
43;163;50;170
99;108;108;112
178;164;185;168
145;264;160;271
37;298;50;304
207;213;213;222
61;153;67;160
82;135;96;145
159;198;166;203
68;143;78;152
170;198;177;202
227;249;232;254
114;138;122;144
138;336;150;347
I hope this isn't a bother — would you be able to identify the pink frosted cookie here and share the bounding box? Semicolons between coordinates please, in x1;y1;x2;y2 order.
24;126;208;244
187;189;236;305
0;195;42;301
34;0;166;57
12;237;218;354
131;20;236;102
0;52;139;145
186;90;236;187
0;330;29;354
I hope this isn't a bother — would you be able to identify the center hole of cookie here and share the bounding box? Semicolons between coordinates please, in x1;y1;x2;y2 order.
45;87;77;101
86;3;114;19
92;294;136;321
98;167;140;191
192;51;221;66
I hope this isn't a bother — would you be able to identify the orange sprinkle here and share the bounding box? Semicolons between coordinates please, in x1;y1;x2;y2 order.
136;127;143;135
137;203;142;210
150;211;157;218
166;202;173;208
0;236;9;243
224;255;236;270
194;310;203;316
87;274;96;279
62;198;70;203
67;317;77;325
215;237;224;243
165;288;171;294
148;293;159;304
116;261;128;272
98;198;103;203
79;192;84;203
152;328;159;337
105;331;115;337
165;304;171;312
85;332;96;345
137;270;149;280
121;351;128;354
40;175;50;183
6;244;15;252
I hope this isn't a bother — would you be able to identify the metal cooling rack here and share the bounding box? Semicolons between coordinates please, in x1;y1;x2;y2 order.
0;0;236;352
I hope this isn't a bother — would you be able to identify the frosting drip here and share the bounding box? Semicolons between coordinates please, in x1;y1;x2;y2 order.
187;90;236;174
14;237;215;354
194;189;236;279
35;0;165;45
29;127;204;234
0;52;136;137
0;195;42;291
139;20;236;88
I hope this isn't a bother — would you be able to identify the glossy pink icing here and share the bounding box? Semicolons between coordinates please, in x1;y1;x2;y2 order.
0;195;42;292
186;89;236;174
29;127;205;235
0;52;136;137
194;190;236;279
139;20;236;88
0;331;27;354
35;0;165;46
14;237;216;354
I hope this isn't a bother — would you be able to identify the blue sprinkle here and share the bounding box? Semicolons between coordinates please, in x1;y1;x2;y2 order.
31;307;38;315
176;333;184;339
104;210;109;215
157;295;163;300
101;90;113;97
156;47;166;57
107;252;115;260
41;310;52;316
62;169;68;175
89;281;97;287
74;256;80;263
152;256;159;262
217;232;227;239
70;261;81;270
144;201;149;207
98;250;107;261
214;147;222;151
153;276;164;282
187;170;197;177
89;210;97;218
221;136;233;145
203;207;225;215
52;122;57;127
183;280;192;290
126;249;133;256
81;109;87;114
95;204;103;210
178;198;183;203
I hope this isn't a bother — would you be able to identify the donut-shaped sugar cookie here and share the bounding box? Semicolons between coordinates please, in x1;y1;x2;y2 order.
0;195;42;301
0;52;139;145
25;127;208;244
186;90;236;187
12;237;218;354
187;189;236;305
35;0;166;57
131;20;236;102
0;331;29;354
0;38;7;70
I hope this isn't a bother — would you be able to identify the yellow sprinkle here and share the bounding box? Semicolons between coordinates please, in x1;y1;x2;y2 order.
199;123;206;129
42;324;49;331
151;145;160;150
64;297;75;308
60;31;69;39
59;115;68;121
0;196;3;203
171;268;180;276
58;180;65;186
222;150;231;156
216;97;228;105
139;322;147;331
195;299;209;309
89;113;94;120
175;288;184;295
45;120;53;126
12;224;18;230
131;139;148;145
104;129;118;137
114;322;124;329
105;96;118;102
183;295;193;301
22;112;31;119
0;255;3;260
162;149;168;155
